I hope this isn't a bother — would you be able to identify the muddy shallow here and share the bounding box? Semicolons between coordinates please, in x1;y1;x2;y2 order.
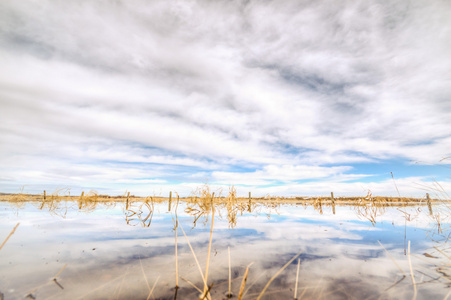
0;200;449;299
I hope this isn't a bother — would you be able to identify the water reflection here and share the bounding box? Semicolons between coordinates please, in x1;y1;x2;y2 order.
0;198;449;300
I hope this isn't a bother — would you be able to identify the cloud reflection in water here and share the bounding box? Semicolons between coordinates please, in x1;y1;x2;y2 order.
0;201;449;299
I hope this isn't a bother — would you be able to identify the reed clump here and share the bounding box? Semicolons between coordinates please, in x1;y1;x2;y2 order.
354;192;387;225
125;197;155;227
223;186;249;228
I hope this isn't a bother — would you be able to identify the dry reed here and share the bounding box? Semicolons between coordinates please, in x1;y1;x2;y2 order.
203;193;215;298
180;276;203;294
237;263;252;300
115;266;130;300
139;255;152;294
408;241;417;300
391;172;401;197
377;240;406;276
75;273;129;300
175;219;179;288
294;258;301;299
0;222;19;251
256;250;303;300
173;195;180;290
228;246;232;298
147;276;160;300
178;223;209;298
200;284;214;300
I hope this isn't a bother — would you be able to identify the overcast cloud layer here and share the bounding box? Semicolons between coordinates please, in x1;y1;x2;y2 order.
0;0;450;196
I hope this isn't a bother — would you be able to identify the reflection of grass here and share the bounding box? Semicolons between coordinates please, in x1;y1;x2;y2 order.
1;186;437;206
2;185;450;299
126;199;154;227
177;187;303;300
25;263;68;299
354;192;387;225
257;250;303;300
0;188;440;232
166;186;450;299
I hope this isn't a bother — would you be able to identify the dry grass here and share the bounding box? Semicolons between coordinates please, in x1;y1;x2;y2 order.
1;184;449;299
0;222;20;251
354;192;387;225
25;263;68;299
237;263;252;300
294;258;301;300
0;187;434;205
256;250;303;300
408;241;418;300
125;198;154;227
203;192;215;299
179;223;210;299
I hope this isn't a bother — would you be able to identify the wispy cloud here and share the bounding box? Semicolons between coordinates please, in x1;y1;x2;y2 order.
0;0;450;195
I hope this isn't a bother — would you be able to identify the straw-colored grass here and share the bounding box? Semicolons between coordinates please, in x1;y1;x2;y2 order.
408;241;417;300
237;263;252;300
178;223;209;299
203;193;215;299
25;263;68;298
256;250;303;300
1;184;449;299
377;240;406;276
294;258;301;299
0;222;20;251
228;246;232;298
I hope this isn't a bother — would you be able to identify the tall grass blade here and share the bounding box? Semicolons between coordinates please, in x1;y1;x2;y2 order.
257;250;303;300
377;241;406;275
178;223;208;293
139;255;151;293
237;263;252;300
228;246;232;298
203;195;215;297
175;219;179;288
294;258;300;299
75;273;128;300
115;266;130;300
408;241;417;300
180;276;203;294
391;172;401;197
53;264;68;279
0;222;20;251
146;276;160;300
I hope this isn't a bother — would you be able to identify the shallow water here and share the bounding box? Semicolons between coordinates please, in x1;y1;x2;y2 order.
0;200;449;300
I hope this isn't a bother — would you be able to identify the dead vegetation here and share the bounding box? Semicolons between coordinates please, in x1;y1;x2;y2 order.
0;187;437;206
0;186;442;230
1;185;450;299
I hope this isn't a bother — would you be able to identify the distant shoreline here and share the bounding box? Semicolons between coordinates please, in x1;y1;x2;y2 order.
0;193;440;203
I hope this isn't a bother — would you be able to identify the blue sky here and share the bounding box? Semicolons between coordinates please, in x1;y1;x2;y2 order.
0;0;450;197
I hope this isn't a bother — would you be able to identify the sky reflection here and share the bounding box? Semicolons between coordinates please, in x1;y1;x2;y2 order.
0;201;449;299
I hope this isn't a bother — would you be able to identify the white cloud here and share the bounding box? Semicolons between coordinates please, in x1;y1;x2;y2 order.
211;164;362;186
0;0;450;194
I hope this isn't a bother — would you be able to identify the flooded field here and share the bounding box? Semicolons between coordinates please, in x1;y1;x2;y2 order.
0;194;450;300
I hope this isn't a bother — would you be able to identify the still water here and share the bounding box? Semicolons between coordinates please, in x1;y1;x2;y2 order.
0;200;449;299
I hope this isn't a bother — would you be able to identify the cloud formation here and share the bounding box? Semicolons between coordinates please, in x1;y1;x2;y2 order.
0;0;450;195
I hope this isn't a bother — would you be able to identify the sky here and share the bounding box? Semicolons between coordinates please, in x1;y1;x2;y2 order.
0;0;450;197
